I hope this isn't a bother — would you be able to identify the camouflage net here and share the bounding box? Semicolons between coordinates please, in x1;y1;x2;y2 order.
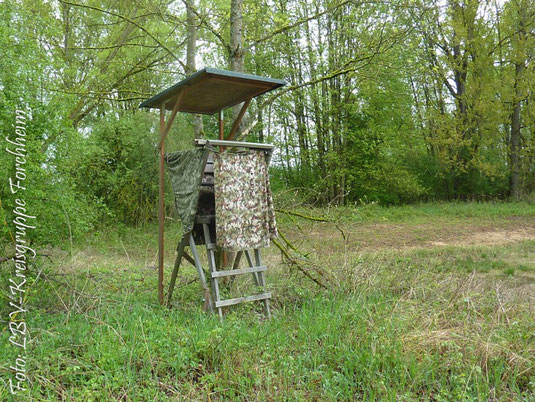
213;150;277;251
165;148;207;233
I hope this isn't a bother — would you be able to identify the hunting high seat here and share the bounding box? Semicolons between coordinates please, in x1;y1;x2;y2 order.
139;68;286;318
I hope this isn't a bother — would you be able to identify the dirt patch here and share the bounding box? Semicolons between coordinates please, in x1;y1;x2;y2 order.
351;220;535;250
280;216;535;251
453;227;535;246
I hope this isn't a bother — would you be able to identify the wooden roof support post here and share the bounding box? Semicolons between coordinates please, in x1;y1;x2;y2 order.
227;98;251;141
158;105;165;305
218;110;224;140
158;90;185;305
218;111;226;266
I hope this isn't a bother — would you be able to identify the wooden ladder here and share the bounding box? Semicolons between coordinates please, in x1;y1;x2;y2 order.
167;216;271;320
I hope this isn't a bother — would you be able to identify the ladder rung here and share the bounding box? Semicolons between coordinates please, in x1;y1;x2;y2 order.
211;265;266;278
215;292;271;308
195;215;214;224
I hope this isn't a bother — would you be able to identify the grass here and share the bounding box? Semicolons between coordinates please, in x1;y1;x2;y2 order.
278;200;535;225
350;200;535;222
1;201;535;400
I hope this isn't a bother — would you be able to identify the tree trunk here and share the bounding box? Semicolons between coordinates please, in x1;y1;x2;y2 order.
230;0;245;128
224;0;245;268
230;0;244;73
257;106;264;143
510;68;522;200
509;4;527;200
321;80;335;202
186;0;203;138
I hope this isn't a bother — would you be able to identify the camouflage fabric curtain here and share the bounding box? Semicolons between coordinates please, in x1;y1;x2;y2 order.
165;148;207;233
214;150;277;251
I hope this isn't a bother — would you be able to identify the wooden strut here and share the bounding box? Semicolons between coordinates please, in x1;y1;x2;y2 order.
167;232;212;311
203;222;224;320
166;234;188;305
194;138;274;150
227;98;251;141
158;89;186;305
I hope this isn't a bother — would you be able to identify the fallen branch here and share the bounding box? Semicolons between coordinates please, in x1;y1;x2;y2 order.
1;253;53;264
278;230;297;252
276;209;330;222
272;237;331;289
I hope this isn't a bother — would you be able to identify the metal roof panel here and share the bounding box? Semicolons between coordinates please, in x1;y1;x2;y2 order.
139;68;286;114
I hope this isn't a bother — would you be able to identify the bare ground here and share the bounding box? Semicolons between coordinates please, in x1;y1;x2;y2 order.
283;216;535;252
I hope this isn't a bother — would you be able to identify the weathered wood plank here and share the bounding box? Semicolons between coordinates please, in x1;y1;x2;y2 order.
203;222;223;319
244;250;260;285
166;233;189;306
211;265;266;278
215;292;272;308
254;248;271;319
194;138;274;150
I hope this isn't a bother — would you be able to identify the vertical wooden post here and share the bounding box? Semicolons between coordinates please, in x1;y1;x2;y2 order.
218;109;227;267
156;92;185;305
158;105;165;305
218;110;224;140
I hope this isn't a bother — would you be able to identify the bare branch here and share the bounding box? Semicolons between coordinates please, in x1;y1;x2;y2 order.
181;0;231;53
247;0;352;50
59;0;181;62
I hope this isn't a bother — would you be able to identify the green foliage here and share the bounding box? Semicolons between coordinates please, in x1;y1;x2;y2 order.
68;112;160;226
2;0;535;236
408;0;535;199
0;2;100;246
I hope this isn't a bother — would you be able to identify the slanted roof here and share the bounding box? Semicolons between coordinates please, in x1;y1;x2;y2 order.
139;67;286;115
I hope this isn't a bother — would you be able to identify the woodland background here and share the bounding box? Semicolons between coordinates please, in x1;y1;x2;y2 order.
1;0;535;243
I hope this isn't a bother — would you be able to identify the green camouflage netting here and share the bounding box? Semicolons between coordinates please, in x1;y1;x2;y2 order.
165;148;207;233
214;150;277;251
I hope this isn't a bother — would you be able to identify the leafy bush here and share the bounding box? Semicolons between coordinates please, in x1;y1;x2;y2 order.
67;112;159;226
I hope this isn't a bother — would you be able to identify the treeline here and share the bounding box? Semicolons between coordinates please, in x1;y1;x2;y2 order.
269;0;535;204
0;0;534;243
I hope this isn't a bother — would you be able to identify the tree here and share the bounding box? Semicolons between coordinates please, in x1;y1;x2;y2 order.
503;0;535;198
185;0;204;138
412;0;507;198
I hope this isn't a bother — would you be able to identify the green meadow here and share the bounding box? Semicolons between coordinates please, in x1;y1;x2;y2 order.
1;202;534;400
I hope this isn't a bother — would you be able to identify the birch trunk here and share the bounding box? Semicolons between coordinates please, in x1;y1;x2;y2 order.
186;0;203;138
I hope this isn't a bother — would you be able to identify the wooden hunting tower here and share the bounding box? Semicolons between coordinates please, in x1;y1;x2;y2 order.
140;68;286;318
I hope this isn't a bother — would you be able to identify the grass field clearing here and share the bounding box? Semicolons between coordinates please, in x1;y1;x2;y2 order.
1;202;534;400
